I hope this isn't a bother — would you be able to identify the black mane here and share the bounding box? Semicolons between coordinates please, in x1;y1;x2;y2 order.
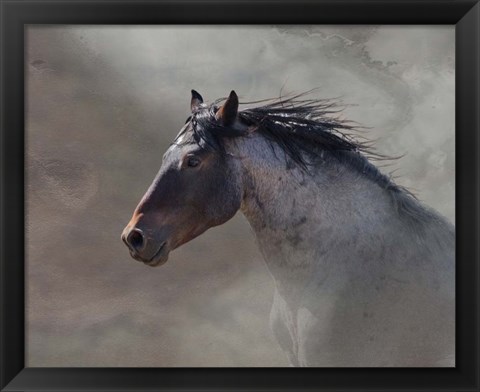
176;92;432;223
178;92;372;161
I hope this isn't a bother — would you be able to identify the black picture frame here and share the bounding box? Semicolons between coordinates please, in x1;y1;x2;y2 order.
1;1;478;391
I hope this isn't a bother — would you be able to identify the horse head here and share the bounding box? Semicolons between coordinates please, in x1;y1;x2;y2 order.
121;90;245;266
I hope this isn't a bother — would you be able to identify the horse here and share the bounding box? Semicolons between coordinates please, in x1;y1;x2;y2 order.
121;90;455;367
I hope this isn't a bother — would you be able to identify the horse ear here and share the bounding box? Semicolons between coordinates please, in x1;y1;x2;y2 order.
191;89;204;112
216;90;239;126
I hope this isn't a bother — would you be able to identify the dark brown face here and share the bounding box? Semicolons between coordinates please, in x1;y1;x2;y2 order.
121;129;243;267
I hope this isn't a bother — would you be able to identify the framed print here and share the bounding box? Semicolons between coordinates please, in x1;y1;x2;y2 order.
1;0;479;391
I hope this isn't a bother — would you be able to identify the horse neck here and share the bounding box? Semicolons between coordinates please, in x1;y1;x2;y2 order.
230;134;415;299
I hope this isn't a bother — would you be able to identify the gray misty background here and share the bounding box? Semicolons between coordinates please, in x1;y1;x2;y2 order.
26;26;455;367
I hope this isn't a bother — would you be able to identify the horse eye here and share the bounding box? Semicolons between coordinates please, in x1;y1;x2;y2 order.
186;156;200;168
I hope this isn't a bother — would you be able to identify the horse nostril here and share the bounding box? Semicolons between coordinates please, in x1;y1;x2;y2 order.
127;228;146;252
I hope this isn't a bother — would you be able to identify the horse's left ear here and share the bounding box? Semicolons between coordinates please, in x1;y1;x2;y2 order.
216;90;239;126
191;89;204;112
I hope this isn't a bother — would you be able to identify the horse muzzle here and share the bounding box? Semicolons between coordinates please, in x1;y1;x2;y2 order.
121;226;170;267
